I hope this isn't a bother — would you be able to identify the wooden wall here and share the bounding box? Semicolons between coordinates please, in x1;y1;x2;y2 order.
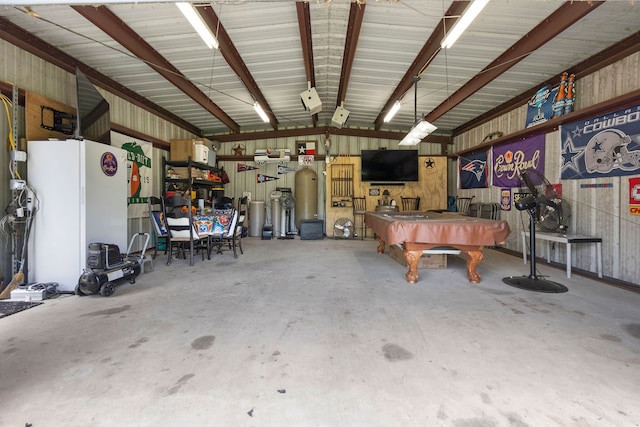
452;51;640;284
324;156;447;238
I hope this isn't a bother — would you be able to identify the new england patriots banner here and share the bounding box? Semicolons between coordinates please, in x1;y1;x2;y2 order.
492;134;545;188
560;104;640;180
459;150;489;189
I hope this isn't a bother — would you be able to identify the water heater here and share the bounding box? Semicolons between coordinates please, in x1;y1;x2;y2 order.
295;168;318;230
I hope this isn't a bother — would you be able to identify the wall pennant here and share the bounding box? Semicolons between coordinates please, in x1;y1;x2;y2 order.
238;163;259;172
277;165;296;174
257;174;278;183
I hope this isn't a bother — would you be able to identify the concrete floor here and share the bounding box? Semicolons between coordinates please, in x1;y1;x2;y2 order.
1;237;639;427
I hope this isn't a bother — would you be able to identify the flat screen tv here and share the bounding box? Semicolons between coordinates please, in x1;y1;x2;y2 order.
361;149;419;182
75;67;111;145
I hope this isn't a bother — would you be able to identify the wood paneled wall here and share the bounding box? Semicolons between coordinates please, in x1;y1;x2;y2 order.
452;51;640;284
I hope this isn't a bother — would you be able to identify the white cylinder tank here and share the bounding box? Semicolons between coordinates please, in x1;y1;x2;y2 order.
295;168;318;230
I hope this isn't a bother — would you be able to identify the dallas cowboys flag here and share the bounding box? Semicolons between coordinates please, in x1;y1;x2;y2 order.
459;150;489;189
561;104;640;180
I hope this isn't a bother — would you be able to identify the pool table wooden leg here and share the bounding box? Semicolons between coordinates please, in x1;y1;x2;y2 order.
405;249;422;284
463;250;483;284
375;235;386;254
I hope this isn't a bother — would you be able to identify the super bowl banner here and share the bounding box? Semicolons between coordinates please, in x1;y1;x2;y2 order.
492;134;545;188
525;85;559;128
111;131;152;218
560;104;640;180
459;150;489;189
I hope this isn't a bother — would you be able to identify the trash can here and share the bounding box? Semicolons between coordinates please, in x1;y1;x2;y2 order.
249;200;265;237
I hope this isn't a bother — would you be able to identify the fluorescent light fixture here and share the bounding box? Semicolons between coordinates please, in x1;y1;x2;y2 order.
383;100;401;123
176;2;219;50
441;0;489;49
253;102;270;123
398;119;437;146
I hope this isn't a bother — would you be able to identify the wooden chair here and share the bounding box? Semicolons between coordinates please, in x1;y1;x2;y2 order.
352;197;366;239
209;209;242;258
148;196;168;260
401;196;420;211
455;196;475;216
163;195;210;265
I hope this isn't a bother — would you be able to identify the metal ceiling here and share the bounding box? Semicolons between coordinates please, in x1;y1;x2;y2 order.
1;0;639;141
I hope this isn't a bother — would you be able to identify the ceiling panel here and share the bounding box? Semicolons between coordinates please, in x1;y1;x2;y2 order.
1;0;639;139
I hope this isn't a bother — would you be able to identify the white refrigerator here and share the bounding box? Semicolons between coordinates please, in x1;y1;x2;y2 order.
28;139;128;292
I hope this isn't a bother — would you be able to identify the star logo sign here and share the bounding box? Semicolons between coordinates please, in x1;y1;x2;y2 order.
571;126;583;138
561;134;582;174
424;158;435;168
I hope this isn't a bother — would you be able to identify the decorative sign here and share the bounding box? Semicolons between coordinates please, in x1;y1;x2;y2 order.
500;188;511;211
561;104;640;180
100;152;118;177
112;132;153;218
630;177;640;216
298;155;314;166
492;134;545;188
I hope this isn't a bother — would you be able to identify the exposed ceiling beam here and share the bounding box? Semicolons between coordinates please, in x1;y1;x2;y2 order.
453;29;640;135
296;1;318;127
0;15;201;136
213;126;451;144
335;1;365;107
200;5;278;130
425;1;604;124
374;1;470;130
72;5;240;134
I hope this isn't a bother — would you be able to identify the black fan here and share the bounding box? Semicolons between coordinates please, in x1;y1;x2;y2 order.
519;169;571;233
280;190;296;239
503;169;568;293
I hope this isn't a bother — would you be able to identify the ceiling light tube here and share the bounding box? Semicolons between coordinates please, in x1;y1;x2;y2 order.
253;102;270;123
176;2;219;50
383;101;401;123
398;118;437;146
441;0;489;49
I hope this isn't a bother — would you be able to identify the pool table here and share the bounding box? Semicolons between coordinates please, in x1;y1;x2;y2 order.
364;211;511;284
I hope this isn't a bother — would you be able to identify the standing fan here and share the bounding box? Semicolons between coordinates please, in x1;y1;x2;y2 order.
519;169;571;233
333;218;354;239
503;169;568;293
280;191;296;239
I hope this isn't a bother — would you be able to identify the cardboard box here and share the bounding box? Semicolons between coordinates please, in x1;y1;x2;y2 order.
388;244;448;269
170;138;208;162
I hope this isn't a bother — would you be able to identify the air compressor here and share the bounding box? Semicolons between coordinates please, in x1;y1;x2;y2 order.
76;233;149;297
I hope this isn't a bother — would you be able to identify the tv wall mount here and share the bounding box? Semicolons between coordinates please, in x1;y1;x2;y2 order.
40;105;76;135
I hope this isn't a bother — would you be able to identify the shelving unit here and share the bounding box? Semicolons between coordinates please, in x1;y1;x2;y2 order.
162;157;225;210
